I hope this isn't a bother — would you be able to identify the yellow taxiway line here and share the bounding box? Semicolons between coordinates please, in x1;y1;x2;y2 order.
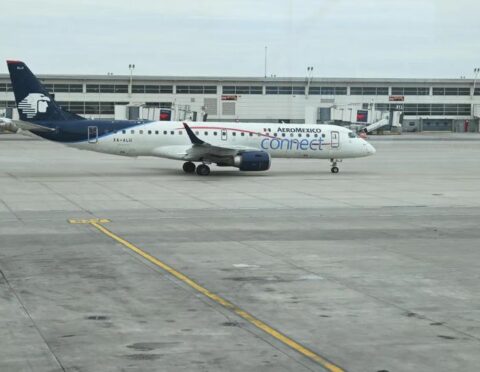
68;218;345;372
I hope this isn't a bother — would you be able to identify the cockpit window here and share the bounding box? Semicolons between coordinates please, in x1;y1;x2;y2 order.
348;132;357;138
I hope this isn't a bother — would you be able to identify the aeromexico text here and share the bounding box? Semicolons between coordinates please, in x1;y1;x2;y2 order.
277;127;322;133
262;128;327;151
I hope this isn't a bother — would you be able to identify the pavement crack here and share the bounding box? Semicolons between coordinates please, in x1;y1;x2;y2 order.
0;198;23;222
0;269;67;372
247;241;480;344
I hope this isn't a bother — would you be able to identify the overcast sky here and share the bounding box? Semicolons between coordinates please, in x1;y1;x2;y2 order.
2;0;480;78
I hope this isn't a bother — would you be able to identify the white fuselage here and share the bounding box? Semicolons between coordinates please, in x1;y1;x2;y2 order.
71;121;375;161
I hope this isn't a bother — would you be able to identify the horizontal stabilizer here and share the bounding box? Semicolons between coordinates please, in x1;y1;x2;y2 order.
0;118;55;133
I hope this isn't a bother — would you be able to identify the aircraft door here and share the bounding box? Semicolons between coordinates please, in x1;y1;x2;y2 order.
88;126;98;144
331;131;340;149
221;129;227;141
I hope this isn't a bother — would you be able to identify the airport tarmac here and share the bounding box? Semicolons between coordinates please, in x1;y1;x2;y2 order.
1;133;480;372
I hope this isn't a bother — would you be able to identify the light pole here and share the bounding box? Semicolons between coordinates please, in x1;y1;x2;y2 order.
305;66;314;98
264;46;267;78
471;67;479;132
128;64;135;97
472;68;479;94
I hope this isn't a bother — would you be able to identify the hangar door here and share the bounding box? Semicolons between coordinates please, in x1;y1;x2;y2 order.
422;120;452;131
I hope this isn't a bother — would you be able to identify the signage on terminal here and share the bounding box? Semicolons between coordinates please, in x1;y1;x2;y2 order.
356;110;368;123
159;109;171;121
389;95;405;101
221;95;238;101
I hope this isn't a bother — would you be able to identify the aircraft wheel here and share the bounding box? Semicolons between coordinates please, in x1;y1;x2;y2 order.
331;166;339;174
196;164;211;176
183;161;196;173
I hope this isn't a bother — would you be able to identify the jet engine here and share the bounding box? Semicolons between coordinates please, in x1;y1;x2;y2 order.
233;151;271;171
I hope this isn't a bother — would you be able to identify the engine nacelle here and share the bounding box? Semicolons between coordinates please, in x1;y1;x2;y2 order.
233;151;271;171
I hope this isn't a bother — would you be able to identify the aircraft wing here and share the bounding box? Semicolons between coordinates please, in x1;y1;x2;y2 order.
182;122;258;161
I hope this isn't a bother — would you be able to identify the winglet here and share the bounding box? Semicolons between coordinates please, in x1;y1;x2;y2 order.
183;122;204;145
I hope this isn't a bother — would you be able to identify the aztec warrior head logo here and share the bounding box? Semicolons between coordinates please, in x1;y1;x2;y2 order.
18;93;51;118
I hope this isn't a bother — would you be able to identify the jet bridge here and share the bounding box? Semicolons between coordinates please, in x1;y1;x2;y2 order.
362;110;403;134
308;103;403;133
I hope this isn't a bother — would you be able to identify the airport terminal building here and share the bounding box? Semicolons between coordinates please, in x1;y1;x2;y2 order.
1;73;480;132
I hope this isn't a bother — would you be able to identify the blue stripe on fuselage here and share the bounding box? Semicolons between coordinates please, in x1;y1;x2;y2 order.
29;119;151;143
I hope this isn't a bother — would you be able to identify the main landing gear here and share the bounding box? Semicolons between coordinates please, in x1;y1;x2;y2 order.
183;162;211;176
183;161;196;173
330;158;340;174
196;164;210;176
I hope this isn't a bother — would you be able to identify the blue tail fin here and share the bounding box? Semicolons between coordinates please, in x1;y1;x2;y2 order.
7;60;84;122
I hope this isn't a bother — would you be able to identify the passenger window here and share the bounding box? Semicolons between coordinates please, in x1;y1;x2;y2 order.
322;133;326;138
249;133;253;136
213;132;217;136
204;131;208;135
314;133;318;138
140;130;144;134
232;132;236;136
306;133;310;137
163;131;167;135
195;131;199;135
298;133;302;137
131;130;135;134
148;130;152;135
178;131;182;135
273;133;277;137
170;131;174;135
122;130;126;134
241;132;245;136
290;133;294;137
155;131;159;135
281;133;286;137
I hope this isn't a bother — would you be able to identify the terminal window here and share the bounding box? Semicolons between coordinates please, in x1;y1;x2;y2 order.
350;87;388;95
222;86;263;94
392;87;429;95
39;83;83;93
309;87;346;95
133;85;174;94
433;87;470;96
176;85;217;94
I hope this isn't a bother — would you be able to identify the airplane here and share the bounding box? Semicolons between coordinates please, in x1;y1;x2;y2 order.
3;60;376;176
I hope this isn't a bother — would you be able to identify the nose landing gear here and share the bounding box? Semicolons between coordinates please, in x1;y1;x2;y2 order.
330;158;340;174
